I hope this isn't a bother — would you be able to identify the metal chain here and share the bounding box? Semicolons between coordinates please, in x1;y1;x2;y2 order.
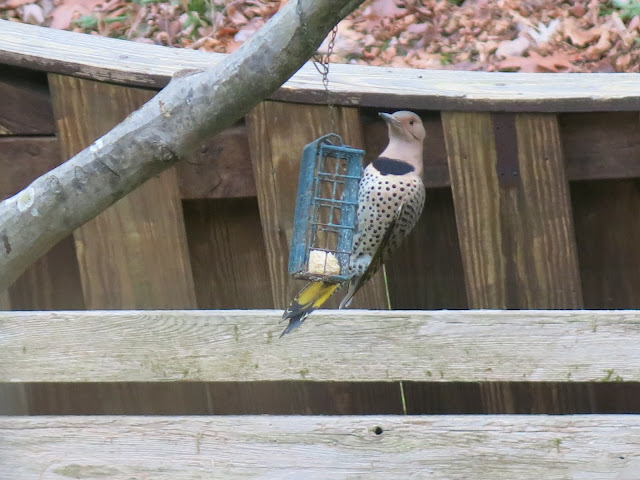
296;0;339;136
313;26;338;135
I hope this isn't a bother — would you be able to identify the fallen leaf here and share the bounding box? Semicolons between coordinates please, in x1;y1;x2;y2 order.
616;53;632;71
569;4;587;17
216;26;238;37
406;22;431;35
585;30;612;60
563;18;602;47
227;9;247;26
3;0;36;9
359;0;406;30
22;2;44;24
233;16;263;43
498;51;573;72
526;19;560;45
49;0;103;29
495;36;530;58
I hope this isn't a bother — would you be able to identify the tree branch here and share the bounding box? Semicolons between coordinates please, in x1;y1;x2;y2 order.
0;0;365;291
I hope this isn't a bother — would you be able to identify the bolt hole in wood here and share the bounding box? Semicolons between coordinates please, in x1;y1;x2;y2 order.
373;426;383;435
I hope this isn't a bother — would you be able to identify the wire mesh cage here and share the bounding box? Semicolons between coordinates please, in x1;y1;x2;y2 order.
288;134;365;283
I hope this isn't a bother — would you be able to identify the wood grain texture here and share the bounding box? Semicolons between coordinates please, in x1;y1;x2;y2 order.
3;309;640;383
176;123;256;199
0;384;28;414
0;289;9;310
571;179;640;309
122;111;640;199
386;188;467;309
561;112;640;181
402;382;640;414
2;415;640;479
10;381;640;415
182;198;273;309
247;101;387;309
6;381;402;415
49;74;196;309
8;235;85;310
2;114;636;211
443;112;583;309
0;137;62;199
3;21;640;112
1;129;255;203
0;136;85;310
0;65;55;135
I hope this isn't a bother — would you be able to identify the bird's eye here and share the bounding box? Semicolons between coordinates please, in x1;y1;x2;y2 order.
409;120;415;125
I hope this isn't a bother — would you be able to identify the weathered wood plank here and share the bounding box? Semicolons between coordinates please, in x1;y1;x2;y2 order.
176;123;256;199
2;116;637;208
182;198;273;309
0;65;55;135
0;384;28;414
247;101;387;309
561;112;640;181
2;21;640;112
127;111;640;198
0;136;85;310
1;415;639;479
0;137;61;199
5;382;403;415
386;188;467;309
15;381;640;415
444;112;584;420
48;74;196;309
2;131;256;201
402;382;634;414
443;112;583;308
442;113;507;306
2;310;640;383
8;235;85;310
132;111;640;199
571;179;640;309
0;289;10;310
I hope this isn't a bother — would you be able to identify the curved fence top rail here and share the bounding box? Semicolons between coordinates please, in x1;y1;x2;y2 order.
1;20;640;112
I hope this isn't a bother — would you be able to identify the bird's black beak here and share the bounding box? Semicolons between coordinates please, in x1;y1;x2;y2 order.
379;112;402;129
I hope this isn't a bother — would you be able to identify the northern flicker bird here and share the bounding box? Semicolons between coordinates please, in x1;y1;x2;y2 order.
281;111;426;336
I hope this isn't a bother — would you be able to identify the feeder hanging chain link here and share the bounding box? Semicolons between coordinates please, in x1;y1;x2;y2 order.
312;26;338;91
313;25;339;134
296;1;338;135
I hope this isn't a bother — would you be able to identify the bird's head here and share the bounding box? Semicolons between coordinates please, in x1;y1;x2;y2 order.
378;111;426;176
379;111;426;144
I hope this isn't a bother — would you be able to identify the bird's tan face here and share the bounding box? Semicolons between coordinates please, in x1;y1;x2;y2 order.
381;111;426;143
378;110;426;175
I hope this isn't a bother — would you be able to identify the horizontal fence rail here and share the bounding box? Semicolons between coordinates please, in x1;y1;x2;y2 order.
2;310;640;383
1;415;639;479
2;20;640;111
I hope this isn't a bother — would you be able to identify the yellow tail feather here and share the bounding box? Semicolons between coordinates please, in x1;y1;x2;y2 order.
281;281;340;337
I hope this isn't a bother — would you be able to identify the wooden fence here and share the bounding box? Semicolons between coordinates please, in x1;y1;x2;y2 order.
1;19;640;477
3;310;640;477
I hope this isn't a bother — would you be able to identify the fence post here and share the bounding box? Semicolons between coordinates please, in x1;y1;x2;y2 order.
443;112;583;309
48;74;197;309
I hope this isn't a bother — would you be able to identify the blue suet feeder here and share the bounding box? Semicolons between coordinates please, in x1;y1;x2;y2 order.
288;133;365;283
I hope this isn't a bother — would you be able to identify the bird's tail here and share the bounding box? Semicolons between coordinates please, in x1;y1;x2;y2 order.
339;281;358;309
280;281;340;337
